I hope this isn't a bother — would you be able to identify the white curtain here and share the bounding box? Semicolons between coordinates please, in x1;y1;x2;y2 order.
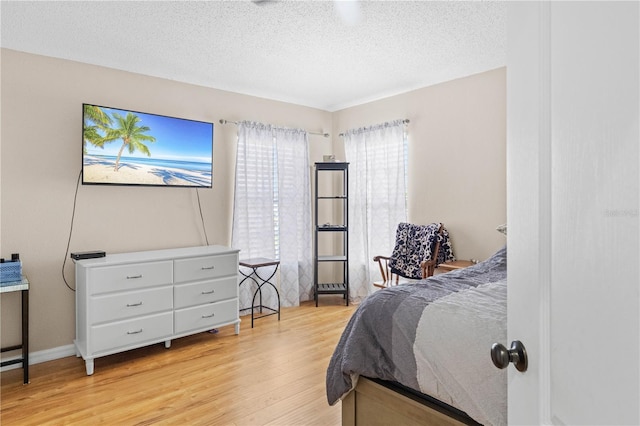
275;127;314;305
344;120;407;302
232;121;313;311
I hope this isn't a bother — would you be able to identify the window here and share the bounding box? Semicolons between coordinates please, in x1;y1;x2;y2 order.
344;119;408;301
232;122;313;307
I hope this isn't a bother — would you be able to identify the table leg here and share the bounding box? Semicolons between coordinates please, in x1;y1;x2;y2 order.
257;270;263;314
22;289;29;384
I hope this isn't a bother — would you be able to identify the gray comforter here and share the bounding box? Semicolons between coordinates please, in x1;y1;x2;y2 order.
326;246;507;421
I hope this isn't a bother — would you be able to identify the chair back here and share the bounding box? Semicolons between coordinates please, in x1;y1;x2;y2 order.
373;222;452;289
388;222;443;279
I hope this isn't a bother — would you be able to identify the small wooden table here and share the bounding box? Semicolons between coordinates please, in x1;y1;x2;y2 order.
438;260;476;272
0;276;29;384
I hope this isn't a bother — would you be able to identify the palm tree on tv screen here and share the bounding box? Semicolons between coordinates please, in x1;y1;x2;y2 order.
83;105;112;153
101;112;156;172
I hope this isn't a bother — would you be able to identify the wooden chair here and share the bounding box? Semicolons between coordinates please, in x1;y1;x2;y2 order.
373;223;444;289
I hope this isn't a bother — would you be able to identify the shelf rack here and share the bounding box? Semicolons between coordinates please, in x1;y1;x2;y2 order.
314;162;349;306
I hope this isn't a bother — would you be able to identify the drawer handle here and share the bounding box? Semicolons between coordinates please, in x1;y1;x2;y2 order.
201;290;215;295
202;313;215;319
126;274;143;279
126;301;143;307
201;266;215;270
127;329;143;335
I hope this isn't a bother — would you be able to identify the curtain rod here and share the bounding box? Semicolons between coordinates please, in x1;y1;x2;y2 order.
219;119;329;138
338;119;410;137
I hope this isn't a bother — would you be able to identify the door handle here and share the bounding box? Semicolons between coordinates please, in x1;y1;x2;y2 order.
491;340;528;372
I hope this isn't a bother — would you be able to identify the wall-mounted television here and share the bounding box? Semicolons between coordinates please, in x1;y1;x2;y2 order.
82;104;214;188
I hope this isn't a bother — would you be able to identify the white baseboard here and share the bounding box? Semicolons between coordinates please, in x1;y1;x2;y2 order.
0;343;76;372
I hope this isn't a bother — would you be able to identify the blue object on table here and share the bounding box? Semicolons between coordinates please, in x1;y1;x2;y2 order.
0;261;22;284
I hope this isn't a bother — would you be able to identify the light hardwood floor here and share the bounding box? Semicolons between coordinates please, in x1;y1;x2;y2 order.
1;296;356;425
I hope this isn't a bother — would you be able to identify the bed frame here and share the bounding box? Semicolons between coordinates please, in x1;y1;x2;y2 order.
341;377;480;426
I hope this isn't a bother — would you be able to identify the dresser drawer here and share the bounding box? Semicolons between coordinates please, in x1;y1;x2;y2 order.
174;276;237;309
90;286;173;324
88;261;173;295
91;311;173;354
174;299;238;334
174;254;238;283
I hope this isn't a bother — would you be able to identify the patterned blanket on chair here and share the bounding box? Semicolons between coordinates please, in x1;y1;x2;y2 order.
388;222;454;279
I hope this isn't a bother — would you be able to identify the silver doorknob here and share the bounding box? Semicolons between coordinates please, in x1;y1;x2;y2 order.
491;340;528;372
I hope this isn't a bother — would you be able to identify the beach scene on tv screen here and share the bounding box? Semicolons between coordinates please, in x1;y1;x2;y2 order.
82;105;213;187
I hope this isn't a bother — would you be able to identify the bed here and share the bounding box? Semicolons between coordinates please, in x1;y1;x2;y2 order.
326;246;507;425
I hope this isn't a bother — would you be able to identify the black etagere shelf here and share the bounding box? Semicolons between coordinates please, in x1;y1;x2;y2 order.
314;162;349;306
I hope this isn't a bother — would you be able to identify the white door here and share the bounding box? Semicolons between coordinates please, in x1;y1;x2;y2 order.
507;2;639;425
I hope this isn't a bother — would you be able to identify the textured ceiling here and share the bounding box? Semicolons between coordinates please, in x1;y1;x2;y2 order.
0;0;506;112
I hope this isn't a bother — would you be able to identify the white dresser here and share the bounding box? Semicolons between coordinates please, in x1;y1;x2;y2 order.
74;245;240;375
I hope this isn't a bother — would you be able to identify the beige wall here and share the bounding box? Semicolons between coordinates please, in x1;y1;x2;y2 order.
332;68;506;261
1;49;505;356
0;49;331;353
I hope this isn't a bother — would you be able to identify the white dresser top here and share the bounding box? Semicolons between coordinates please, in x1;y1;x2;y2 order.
75;245;239;267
